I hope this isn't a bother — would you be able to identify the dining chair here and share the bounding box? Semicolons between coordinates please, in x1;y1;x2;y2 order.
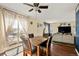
28;33;34;38
43;33;52;38
20;36;37;56
40;36;52;56
43;33;49;38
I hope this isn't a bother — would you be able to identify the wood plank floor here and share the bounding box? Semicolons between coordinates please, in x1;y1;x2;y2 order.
49;43;77;56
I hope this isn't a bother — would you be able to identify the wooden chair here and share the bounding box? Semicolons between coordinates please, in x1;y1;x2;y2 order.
43;33;49;38
28;33;34;38
20;36;37;56
40;36;52;56
43;33;52;38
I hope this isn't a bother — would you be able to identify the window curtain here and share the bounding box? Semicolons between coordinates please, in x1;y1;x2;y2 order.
3;10;18;45
3;10;15;34
0;8;7;53
19;16;28;34
16;15;28;41
0;8;28;55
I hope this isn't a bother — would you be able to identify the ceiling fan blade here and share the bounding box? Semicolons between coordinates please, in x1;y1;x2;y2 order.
38;9;41;13
39;6;48;9
23;3;34;7
29;8;33;12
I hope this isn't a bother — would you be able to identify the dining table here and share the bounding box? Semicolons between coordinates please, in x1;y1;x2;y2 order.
30;36;47;56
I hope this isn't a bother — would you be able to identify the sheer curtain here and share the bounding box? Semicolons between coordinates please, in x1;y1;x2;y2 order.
3;10;15;33
3;10;17;45
19;16;28;34
0;8;7;53
16;15;28;42
0;8;28;56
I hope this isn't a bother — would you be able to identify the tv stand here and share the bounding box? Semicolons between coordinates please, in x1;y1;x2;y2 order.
52;33;74;44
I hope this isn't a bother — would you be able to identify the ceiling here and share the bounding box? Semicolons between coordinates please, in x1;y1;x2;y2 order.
0;3;78;22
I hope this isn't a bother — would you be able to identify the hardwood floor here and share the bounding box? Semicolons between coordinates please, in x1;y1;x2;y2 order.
23;43;77;56
49;43;77;56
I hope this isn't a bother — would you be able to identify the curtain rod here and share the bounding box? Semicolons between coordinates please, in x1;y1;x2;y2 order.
0;5;31;19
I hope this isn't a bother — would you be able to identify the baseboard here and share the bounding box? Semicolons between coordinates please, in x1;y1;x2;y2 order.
75;48;79;56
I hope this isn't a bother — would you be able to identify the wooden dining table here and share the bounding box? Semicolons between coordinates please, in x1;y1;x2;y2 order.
30;36;47;56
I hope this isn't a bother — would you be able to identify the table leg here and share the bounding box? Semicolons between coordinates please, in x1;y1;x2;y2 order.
37;46;40;56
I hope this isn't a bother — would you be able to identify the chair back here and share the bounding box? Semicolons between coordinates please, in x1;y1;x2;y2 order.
28;33;34;38
20;36;32;51
47;36;52;48
43;33;49;38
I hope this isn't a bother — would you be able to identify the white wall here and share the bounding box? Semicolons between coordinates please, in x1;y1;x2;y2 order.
27;18;44;36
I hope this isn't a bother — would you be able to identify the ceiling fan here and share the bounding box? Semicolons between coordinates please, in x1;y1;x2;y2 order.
23;3;48;13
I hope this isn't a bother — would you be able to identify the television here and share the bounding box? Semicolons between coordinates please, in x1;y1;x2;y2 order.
58;26;71;33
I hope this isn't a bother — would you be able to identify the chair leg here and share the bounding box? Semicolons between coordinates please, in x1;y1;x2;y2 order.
36;46;40;56
23;50;32;56
23;50;27;56
29;52;32;56
46;49;48;56
26;51;32;56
